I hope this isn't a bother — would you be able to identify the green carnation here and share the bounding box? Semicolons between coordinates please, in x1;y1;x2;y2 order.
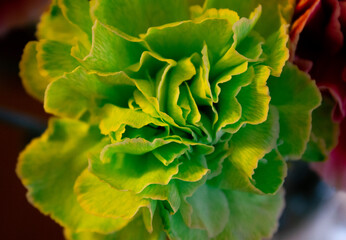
17;0;321;239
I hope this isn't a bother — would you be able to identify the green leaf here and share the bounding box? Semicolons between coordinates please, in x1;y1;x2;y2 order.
16;118;127;233
80;21;145;73
19;41;50;101
89;138;184;193
213;190;284;240
268;63;322;159
45;67;135;121
92;0;190;37
36;40;79;78
75;170;150;219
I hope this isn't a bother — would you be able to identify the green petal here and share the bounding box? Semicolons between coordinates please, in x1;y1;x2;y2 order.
139;182;181;214
140;151;209;214
75;170;150;219
302;93;339;162
161;209;209;240
186;184;229;238
65;214;166;240
204;0;295;37
268;63;322;159
215;66;253;131
37;1;86;45
158;57;196;126
224;65;271;133
126;50;175;80
211;6;262;75
99;104;166;136
252;149;287;194
213;107;280;193
45;68;135;120
58;0;93;38
153;143;190;166
80;21;145;73
262;24;289;77
17;118;126;233
191;7;240;25
211;61;249;103
189;44;212;106
172;154;209;182
92;0;190;37
89;138;184;193
143;18;234;61
19;41;50;101
213;190;284;240
206;138;231;179
178;83;202;126
36;40;79;79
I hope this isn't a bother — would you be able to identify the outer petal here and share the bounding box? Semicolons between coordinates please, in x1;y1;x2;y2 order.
45;68;136;121
16;118;128;233
64;213;166;240
311;119;346;190
79;21;145;73
213;190;284;240
75;170;151;219
19;41;50;101
212;107;283;194
89;138;188;193
91;0;190;37
37;0;87;45
204;0;295;37
268;63;322;159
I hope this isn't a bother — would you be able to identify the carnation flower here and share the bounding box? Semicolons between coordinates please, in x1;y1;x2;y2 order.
290;0;346;190
17;0;321;239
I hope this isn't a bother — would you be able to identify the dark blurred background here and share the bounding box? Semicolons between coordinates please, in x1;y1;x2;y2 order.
0;0;63;239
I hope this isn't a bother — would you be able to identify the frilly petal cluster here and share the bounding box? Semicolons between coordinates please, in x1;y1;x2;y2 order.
17;0;321;239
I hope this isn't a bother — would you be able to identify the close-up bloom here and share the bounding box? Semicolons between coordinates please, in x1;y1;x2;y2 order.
16;0;322;239
290;0;346;190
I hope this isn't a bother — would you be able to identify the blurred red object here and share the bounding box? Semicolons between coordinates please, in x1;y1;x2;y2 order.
290;0;346;190
0;0;50;36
